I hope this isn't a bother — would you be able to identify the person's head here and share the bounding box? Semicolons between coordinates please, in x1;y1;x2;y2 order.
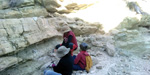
61;25;71;34
80;42;88;51
56;46;70;58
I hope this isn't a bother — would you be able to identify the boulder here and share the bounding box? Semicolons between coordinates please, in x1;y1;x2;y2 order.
42;0;61;12
70;25;98;36
9;0;34;7
22;18;61;45
114;29;150;57
106;42;116;57
0;37;16;56
19;6;49;18
0;29;7;37
0;57;22;71
4;9;22;18
3;19;23;36
139;15;150;26
9;36;28;50
17;0;35;7
0;0;9;9
0;10;5;19
117;17;140;29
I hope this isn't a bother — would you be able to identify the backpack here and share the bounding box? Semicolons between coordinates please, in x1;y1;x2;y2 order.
85;55;93;72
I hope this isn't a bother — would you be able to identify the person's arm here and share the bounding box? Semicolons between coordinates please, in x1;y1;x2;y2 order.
53;59;63;73
62;35;73;47
61;39;65;46
66;35;72;47
67;35;73;44
74;53;81;64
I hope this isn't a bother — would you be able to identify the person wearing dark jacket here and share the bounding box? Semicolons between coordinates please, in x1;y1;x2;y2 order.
55;25;78;56
44;46;74;75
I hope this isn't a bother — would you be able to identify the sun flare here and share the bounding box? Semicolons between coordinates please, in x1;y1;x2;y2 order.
62;0;147;33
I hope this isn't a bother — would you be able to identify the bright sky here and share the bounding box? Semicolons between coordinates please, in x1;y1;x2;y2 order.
60;0;149;33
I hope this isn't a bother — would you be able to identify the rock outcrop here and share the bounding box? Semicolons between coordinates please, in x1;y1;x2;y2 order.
0;0;150;75
0;13;103;74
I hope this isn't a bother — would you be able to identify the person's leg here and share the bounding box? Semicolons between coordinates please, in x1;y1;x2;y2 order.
69;43;77;50
73;55;76;59
44;70;62;75
73;64;85;70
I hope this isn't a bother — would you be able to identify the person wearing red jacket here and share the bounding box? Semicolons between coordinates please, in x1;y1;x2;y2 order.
73;43;89;70
55;25;78;56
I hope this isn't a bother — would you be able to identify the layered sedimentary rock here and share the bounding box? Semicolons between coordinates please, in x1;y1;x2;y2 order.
0;0;150;75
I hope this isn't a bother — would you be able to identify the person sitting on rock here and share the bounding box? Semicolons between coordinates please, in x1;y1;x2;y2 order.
55;25;78;56
73;43;90;70
44;46;74;75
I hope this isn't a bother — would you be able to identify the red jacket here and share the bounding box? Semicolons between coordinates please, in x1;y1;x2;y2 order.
74;51;89;69
63;31;78;48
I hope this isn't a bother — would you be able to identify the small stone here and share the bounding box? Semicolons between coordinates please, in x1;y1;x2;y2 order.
96;66;102;69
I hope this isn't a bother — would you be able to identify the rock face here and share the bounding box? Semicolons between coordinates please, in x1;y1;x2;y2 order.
0;57;22;71
0;0;150;75
0;18;62;56
114;15;150;57
0;13;103;74
0;0;96;19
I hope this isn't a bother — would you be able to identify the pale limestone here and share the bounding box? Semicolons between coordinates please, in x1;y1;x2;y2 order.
0;0;9;9
0;57;22;71
4;9;22;18
21;18;40;32
0;29;8;37
3;19;23;36
106;42;116;57
17;0;35;7
0;40;15;55
9;36;27;49
70;25;98;36
19;6;49;17
0;10;5;19
42;0;61;12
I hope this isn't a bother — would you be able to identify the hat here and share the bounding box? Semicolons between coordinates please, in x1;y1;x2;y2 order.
80;43;88;51
61;26;71;33
56;46;70;58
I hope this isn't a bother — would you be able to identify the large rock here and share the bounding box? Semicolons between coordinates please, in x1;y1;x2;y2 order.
4;9;22;18
0;37;61;75
117;15;150;30
3;19;23;36
0;57;22;71
19;6;49;18
0;0;9;9
22;18;61;45
9;0;34;7
114;29;150;57
0;37;16;56
70;25;98;36
0;29;7;37
0;17;62;56
0;5;49;19
17;0;35;7
0;10;5;19
139;15;150;26
42;0;61;12
117;17;140;29
106;42;116;57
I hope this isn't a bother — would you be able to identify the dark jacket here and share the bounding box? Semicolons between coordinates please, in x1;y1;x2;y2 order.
53;53;74;75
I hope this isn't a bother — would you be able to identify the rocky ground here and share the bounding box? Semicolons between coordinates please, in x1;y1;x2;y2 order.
0;0;150;75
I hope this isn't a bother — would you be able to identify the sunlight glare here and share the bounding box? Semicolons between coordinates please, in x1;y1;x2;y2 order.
63;0;141;33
